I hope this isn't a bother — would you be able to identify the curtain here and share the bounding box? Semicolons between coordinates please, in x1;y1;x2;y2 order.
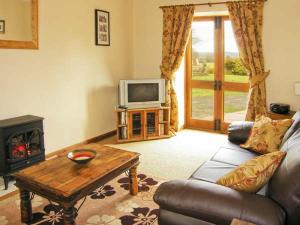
161;5;195;131
227;1;269;121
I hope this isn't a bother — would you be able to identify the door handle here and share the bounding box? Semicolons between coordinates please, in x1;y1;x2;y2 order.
214;81;222;91
218;81;222;90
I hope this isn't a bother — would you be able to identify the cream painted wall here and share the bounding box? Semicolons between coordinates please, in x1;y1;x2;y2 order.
132;0;300;112
0;0;133;153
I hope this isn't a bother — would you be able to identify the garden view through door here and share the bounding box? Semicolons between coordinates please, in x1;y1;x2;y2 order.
186;16;249;131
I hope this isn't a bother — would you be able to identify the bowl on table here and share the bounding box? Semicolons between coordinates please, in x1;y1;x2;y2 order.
67;149;96;164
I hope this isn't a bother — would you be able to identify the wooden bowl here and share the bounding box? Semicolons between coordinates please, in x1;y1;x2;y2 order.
67;149;96;164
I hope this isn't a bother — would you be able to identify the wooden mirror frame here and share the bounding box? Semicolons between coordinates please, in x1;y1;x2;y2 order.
0;0;38;49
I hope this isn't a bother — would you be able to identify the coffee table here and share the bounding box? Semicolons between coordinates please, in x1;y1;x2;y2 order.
13;144;140;225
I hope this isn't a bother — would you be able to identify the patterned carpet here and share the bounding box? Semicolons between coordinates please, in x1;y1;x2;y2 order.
0;173;161;225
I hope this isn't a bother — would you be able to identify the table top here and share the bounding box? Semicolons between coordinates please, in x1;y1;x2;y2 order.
14;144;140;198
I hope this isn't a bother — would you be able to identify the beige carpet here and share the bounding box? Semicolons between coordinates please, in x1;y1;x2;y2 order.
108;129;228;180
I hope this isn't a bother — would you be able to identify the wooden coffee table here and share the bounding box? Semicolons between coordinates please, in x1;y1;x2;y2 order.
13;144;140;225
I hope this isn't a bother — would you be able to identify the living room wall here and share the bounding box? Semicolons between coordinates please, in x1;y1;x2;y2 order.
0;0;133;153
131;0;300;112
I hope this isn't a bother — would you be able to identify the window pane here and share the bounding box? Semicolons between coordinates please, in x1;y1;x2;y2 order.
192;21;215;81
224;91;248;122
192;89;214;120
224;21;248;83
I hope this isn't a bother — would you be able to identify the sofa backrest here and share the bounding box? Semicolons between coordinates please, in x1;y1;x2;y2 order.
281;111;300;146
268;112;300;225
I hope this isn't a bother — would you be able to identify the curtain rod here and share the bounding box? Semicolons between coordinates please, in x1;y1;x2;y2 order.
159;0;267;9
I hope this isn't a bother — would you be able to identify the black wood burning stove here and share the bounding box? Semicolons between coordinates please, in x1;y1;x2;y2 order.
0;115;45;190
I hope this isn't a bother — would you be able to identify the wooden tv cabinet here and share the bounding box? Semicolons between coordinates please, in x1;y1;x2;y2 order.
116;107;171;143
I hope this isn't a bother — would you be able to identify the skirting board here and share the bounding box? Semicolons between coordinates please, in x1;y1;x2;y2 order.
46;130;117;159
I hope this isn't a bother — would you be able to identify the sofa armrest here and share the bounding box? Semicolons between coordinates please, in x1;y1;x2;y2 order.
154;180;285;225
228;121;254;144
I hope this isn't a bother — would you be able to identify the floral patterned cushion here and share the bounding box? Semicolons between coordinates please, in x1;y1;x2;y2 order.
216;151;286;193
240;115;293;154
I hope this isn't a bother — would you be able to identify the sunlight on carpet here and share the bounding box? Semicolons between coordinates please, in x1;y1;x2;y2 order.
108;129;228;180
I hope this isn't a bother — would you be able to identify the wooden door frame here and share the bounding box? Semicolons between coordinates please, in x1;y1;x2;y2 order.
185;16;249;132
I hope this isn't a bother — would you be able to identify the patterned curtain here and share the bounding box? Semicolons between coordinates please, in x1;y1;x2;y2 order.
161;5;194;131
227;1;269;121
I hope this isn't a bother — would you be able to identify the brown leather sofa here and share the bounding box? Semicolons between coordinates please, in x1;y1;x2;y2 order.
153;111;300;225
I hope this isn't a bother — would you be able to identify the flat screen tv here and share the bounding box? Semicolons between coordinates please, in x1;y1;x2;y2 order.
119;79;166;109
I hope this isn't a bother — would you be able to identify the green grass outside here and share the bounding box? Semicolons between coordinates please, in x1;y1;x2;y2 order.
192;73;249;83
192;89;246;97
224;105;246;113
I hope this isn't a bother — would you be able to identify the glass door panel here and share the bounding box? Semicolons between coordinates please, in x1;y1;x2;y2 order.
132;113;142;136
27;129;42;158
192;21;215;81
224;21;248;83
222;20;249;127
224;91;248;123
192;88;214;120
129;112;144;139
146;111;158;137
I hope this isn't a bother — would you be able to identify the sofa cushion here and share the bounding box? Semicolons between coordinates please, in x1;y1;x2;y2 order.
268;128;300;225
212;147;259;166
190;161;236;183
241;116;293;154
217;151;287;193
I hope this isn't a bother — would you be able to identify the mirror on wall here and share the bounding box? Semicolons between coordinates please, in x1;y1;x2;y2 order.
0;0;38;49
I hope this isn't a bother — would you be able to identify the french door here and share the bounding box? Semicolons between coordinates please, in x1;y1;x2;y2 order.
185;16;249;131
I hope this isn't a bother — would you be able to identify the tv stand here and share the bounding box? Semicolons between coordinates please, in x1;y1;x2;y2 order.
116;107;171;143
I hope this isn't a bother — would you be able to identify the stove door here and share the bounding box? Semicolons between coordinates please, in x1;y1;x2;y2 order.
6;128;43;163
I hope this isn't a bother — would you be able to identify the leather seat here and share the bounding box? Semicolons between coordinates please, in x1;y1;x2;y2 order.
211;147;259;166
190;161;236;183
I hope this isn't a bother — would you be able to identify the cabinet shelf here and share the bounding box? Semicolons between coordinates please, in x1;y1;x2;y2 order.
116;107;171;143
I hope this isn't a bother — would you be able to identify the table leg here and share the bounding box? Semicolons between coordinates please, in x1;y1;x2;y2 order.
3;175;9;190
129;166;138;195
63;206;76;225
19;189;33;223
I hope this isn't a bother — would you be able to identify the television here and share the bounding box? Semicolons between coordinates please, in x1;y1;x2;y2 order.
119;79;166;109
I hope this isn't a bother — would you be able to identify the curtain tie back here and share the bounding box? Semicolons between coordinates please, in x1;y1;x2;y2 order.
250;70;270;88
